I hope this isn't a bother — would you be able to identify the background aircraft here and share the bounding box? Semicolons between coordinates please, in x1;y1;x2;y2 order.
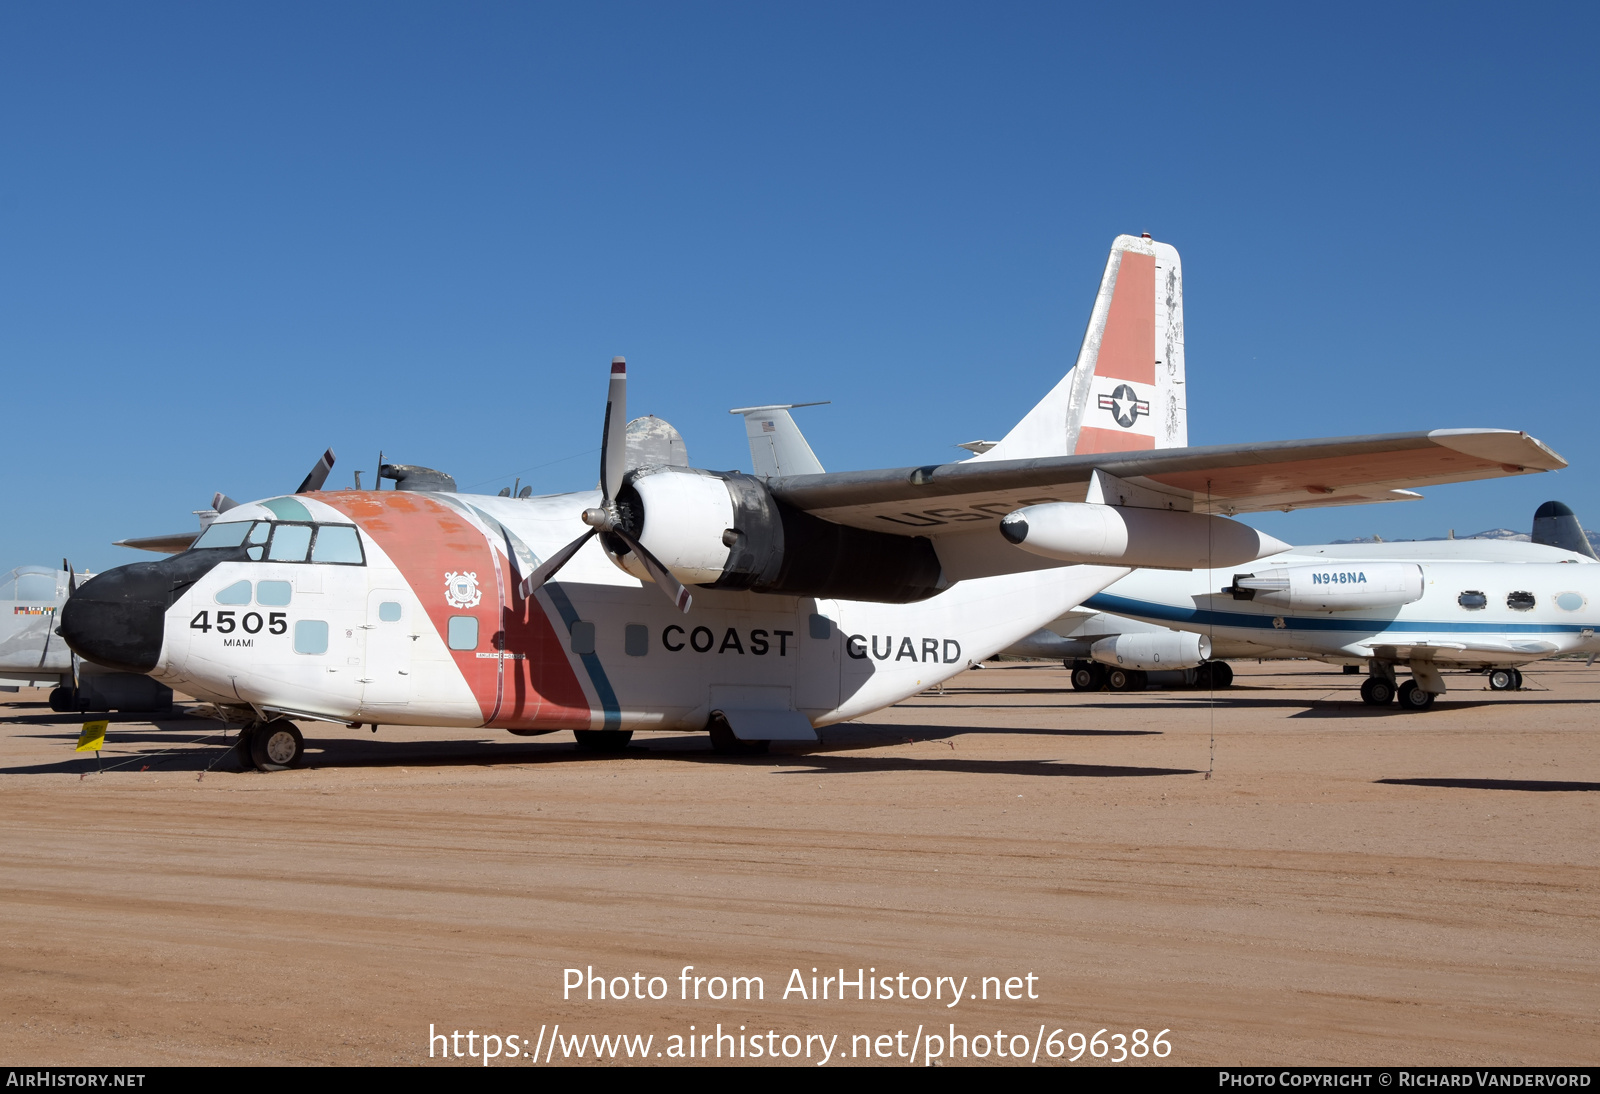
0;563;173;712
58;236;1564;770
1031;504;1599;710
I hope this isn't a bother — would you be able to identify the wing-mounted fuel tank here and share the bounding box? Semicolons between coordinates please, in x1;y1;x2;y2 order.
607;466;944;603
1229;563;1424;612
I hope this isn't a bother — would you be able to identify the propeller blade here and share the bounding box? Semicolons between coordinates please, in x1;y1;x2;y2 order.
602;358;627;505
610;527;693;613
517;529;597;600
61;559;79;689
295;448;337;494
63;558;76;595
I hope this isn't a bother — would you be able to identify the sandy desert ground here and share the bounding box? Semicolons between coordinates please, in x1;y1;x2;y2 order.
1;660;1595;1067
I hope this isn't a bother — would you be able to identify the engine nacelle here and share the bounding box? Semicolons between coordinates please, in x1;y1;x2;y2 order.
999;502;1288;569
1090;631;1212;671
612;467;944;603
1230;563;1424;612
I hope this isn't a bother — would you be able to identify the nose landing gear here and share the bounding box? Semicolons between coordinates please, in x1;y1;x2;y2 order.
240;719;305;771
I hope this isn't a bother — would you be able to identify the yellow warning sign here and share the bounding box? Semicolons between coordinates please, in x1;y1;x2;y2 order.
75;720;108;752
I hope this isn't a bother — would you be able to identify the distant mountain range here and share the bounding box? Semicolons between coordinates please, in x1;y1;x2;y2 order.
1331;527;1600;545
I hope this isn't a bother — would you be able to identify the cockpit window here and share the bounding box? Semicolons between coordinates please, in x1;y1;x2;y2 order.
189;519;365;565
267;524;313;562
311;525;363;564
193;521;255;549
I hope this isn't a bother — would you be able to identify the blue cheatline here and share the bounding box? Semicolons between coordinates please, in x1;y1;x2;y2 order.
539;583;621;729
1082;593;1588;637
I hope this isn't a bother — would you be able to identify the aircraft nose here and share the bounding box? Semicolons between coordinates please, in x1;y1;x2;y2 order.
59;563;175;673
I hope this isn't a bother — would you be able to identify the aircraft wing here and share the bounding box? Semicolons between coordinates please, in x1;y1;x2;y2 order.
767;428;1565;533
113;532;200;554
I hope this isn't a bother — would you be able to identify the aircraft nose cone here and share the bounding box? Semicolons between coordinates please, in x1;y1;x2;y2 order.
59;564;172;673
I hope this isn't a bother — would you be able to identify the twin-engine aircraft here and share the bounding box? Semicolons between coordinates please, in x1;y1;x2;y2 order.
60;235;1566;770
1032;502;1600;710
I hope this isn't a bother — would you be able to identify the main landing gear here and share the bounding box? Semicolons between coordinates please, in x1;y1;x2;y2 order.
1487;667;1524;691
1359;660;1443;711
1068;659;1233;691
707;713;769;756
239;719;305;772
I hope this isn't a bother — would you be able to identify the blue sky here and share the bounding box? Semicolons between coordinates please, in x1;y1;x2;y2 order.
4;2;1596;572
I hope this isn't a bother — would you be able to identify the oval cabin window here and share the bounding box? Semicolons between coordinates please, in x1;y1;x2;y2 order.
1457;591;1487;610
1506;591;1536;611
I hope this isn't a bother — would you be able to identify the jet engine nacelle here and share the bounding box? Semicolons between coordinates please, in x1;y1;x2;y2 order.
1231;563;1425;612
999;502;1288;570
1090;631;1212;670
612;468;944;603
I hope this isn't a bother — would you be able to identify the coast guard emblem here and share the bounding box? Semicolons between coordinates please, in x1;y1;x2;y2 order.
444;571;481;609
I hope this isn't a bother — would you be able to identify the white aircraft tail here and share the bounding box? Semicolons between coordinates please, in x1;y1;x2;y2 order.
971;234;1186;462
731;403;828;476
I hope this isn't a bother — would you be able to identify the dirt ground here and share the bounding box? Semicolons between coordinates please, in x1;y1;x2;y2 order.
1;660;1595;1067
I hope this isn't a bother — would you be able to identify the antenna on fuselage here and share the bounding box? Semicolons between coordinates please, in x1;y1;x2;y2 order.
375;451;384;491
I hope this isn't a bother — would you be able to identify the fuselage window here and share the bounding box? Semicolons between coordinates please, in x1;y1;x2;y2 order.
1457;591;1487;610
294;619;329;655
379;601;402;622
624;623;648;656
1507;591;1536;611
570;620;596;655
448;616;479;651
216;580;252;605
268;524;313;562
311;525;365;565
245;521;270;561
257;580;293;606
1555;592;1585;611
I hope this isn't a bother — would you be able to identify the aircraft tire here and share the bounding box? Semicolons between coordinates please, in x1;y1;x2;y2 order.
1107;668;1146;692
1397;679;1436;711
48;687;79;713
573;730;633;752
248;719;305;771
1201;661;1234;688
1069;662;1105;691
1488;668;1515;691
707;714;769;756
1360;677;1396;705
1511;669;1524;690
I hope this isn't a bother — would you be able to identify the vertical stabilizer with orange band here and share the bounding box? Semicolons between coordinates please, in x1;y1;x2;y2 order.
972;234;1186;462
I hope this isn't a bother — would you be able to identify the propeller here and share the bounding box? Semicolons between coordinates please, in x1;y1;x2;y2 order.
62;559;79;692
295;448;337;494
518;358;693;612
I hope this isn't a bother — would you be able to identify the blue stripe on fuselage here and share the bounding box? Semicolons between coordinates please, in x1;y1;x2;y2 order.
1081;593;1588;636
541;583;621;728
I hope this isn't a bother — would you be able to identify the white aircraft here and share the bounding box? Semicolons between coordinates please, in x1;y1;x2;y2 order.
58;235;1565;769
1038;507;1600;710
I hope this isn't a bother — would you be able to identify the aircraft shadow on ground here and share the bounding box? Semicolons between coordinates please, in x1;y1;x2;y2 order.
1287;697;1598;719
1375;777;1600;793
0;719;1184;778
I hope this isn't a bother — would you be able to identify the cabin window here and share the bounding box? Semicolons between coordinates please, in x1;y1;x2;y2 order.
216;580;252;605
256;580;292;606
193;521;254;549
570;620;596;655
624;623;648;656
1457;591;1487;610
809;613;832;640
1555;592;1584;612
448;616;478;650
1507;591;1536;611
311;525;364;564
293;619;329;654
379;602;402;622
267;524;313;562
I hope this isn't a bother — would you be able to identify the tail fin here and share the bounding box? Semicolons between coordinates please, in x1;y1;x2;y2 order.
1531;500;1598;559
730;403;828;476
971;234;1186;462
